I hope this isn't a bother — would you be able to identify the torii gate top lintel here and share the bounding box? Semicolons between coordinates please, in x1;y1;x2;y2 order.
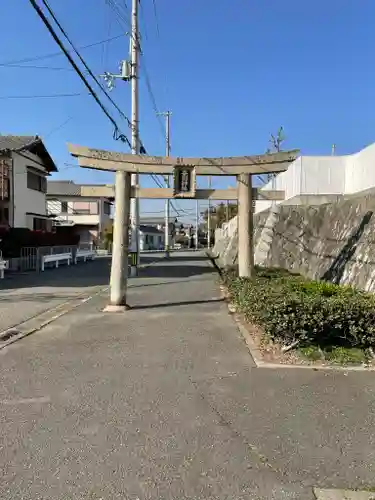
68;143;299;176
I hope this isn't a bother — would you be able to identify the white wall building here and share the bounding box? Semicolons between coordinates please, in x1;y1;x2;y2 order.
257;142;375;213
139;225;164;251
0;135;57;230
47;181;113;245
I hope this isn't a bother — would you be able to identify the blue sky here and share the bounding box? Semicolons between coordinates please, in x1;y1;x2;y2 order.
1;0;375;221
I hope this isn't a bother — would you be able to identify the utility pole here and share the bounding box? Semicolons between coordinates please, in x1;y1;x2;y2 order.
99;0;139;305
157;111;172;257
99;0;140;281
129;0;140;277
207;175;211;249
195;199;199;250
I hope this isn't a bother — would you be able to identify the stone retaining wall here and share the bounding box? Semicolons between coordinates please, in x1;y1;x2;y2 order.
213;195;375;292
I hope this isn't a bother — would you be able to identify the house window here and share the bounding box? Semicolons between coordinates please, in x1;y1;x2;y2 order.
61;201;68;213
72;201;98;214
33;217;47;231
103;201;111;215
27;169;47;193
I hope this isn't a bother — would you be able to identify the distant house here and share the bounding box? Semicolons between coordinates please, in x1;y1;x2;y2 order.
140;215;177;231
0;135;57;230
139;225;164;251
139;216;177;248
47;180;113;245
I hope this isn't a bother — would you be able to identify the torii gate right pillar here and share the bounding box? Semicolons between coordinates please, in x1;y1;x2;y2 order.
237;173;254;278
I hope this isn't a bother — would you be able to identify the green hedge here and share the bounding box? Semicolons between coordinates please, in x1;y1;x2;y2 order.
223;268;375;349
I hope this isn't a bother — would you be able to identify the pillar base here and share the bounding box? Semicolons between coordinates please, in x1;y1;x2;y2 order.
103;304;131;313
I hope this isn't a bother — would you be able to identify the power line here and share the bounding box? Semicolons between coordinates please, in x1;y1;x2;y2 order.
2;63;74;71
104;0;131;33
139;0;149;41
149;173;191;216
0;33;125;67
140;56;166;140
28;0;131;147
39;0;148;153
0;92;85;99
40;0;133;129
152;0;160;37
44;116;74;139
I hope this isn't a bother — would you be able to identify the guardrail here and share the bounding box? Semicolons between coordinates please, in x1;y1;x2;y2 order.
41;252;73;271
75;249;96;264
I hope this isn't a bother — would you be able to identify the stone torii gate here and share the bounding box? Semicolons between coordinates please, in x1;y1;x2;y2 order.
68;144;298;310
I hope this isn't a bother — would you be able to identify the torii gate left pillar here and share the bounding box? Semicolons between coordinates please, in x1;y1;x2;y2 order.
107;171;131;311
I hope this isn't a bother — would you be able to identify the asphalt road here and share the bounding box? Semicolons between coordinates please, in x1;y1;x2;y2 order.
0;254;158;333
0;252;374;499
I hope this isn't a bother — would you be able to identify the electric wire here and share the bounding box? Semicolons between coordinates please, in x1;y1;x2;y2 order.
0;92;85;99
0;34;125;67
28;0;131;147
40;0;134;132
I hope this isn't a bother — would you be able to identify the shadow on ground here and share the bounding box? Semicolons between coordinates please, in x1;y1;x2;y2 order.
137;264;214;279
129;297;224;311
0;253;215;292
0;258;111;291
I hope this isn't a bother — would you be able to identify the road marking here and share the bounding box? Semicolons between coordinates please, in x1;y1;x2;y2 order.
314;489;375;500
0;396;51;405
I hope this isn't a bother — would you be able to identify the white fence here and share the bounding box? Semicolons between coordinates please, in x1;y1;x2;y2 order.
6;246;77;273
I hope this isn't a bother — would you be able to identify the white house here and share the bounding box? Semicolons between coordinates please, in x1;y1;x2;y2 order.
0;135;57;230
47;181;113;245
139;225;164;251
256;142;375;213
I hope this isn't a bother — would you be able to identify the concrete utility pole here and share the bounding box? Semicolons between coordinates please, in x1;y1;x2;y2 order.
237;173;254;277
207;175;211;249
129;0;140;277
157;111;172;257
195;199;199;250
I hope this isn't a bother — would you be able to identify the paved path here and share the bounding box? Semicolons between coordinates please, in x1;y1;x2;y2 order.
0;252;374;499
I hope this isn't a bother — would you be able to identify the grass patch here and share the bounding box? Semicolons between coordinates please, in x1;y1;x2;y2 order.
300;346;323;361
324;347;368;365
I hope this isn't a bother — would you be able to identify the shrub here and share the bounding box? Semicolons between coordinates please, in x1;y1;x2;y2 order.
224;268;375;350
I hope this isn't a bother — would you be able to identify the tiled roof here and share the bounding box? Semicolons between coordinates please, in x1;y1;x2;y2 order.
0;135;57;172
0;135;37;151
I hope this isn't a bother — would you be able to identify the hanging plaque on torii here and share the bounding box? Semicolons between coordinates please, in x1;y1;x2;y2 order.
173;164;196;198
